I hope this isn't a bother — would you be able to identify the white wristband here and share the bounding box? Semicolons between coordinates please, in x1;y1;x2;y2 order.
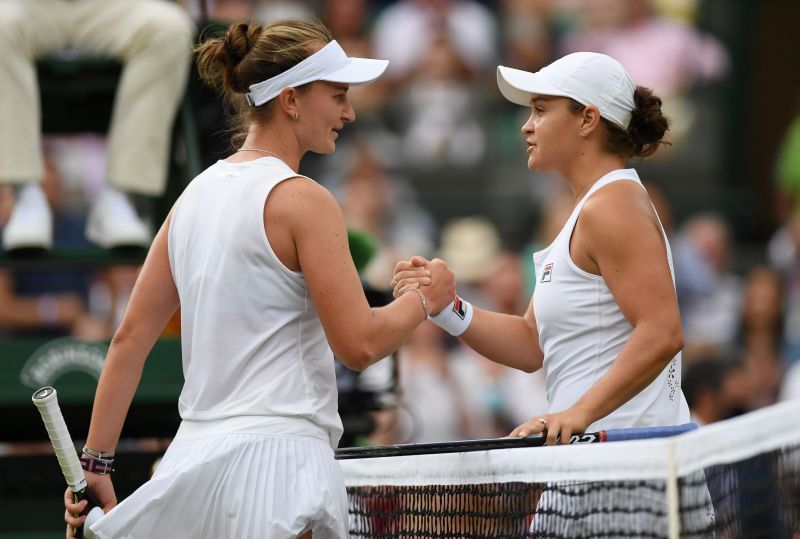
430;296;473;336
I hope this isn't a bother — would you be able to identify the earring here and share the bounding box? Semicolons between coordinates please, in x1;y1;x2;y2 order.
293;112;299;120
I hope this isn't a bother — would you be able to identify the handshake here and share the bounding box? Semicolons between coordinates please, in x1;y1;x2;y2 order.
390;256;473;336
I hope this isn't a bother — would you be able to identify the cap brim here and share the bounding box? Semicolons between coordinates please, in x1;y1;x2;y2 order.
497;65;567;106
322;57;389;86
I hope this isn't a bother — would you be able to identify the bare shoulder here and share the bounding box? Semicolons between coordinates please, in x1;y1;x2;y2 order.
580;180;660;243
576;180;668;272
266;176;342;223
269;176;337;207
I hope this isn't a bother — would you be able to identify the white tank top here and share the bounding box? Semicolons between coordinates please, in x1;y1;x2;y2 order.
168;157;343;448
532;168;690;431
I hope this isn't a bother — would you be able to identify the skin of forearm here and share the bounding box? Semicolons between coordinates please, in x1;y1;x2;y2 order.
332;291;426;371
84;333;154;452
460;308;542;372
570;321;682;425
356;292;428;369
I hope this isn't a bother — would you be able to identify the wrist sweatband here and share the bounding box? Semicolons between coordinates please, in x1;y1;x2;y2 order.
430;296;473;336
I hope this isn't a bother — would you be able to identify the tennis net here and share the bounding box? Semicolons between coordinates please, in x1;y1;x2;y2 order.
336;401;800;538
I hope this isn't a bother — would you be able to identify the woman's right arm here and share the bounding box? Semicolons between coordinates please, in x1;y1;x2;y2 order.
270;178;455;371
64;214;180;535
393;257;543;373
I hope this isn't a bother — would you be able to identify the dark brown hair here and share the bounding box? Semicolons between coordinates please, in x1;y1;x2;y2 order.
195;20;333;146
570;86;670;160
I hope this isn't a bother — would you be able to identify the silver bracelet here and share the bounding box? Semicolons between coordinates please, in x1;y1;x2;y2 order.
82;446;116;460
406;288;430;318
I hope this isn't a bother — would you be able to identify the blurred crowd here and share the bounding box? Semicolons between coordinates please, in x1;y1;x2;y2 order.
2;0;799;445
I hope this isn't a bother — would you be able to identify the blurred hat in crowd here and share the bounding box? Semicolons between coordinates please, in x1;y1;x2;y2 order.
438;216;501;283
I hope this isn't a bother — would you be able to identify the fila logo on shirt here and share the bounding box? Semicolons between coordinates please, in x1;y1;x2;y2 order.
540;263;554;283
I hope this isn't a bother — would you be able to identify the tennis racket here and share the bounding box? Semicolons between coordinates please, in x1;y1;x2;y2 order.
334;423;698;459
32;386;102;539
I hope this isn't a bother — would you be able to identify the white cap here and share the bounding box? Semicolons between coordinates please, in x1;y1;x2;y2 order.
246;40;388;106
497;52;636;129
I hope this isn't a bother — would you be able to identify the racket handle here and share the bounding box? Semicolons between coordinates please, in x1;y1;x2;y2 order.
72;487;102;539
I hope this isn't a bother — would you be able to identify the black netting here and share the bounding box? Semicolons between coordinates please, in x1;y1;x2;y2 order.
345;446;800;538
698;446;800;539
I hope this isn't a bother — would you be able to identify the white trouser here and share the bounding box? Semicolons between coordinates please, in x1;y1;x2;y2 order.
0;0;193;195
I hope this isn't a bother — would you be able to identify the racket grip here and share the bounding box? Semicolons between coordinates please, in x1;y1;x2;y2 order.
72;487;102;539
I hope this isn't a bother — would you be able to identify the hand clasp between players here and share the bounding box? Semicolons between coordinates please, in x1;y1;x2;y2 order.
392;256;456;316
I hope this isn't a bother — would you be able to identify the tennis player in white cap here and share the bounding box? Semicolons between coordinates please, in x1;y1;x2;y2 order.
394;51;691;442
63;19;455;539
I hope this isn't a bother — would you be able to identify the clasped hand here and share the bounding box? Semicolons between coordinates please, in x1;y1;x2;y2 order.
391;256;456;316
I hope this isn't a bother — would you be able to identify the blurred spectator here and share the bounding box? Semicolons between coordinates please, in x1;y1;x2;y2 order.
400;34;488;167
0;137;138;338
323;0;369;49
780;360;800;402
255;0;314;23
725;266;783;411
560;0;728;144
396;321;495;442
499;0;553;74
767;214;800;363
0;143;86;336
643;179;676;237
438;216;502;307
0;0;193;251
322;0;391;120
178;0;254;22
0;269;85;336
683;357;748;425
461;250;549;433
372;0;498;85
437;216;549;434
674;213;743;359
327;141;437;289
774;113;800;222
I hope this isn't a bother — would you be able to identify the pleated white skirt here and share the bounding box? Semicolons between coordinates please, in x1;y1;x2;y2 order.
89;432;349;538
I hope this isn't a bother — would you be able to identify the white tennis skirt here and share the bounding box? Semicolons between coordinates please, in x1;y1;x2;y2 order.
89;431;349;538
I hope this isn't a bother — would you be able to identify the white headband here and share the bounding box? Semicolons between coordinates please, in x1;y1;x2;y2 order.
245;40;388;107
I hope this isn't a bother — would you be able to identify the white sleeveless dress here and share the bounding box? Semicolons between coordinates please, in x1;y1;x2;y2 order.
90;157;348;538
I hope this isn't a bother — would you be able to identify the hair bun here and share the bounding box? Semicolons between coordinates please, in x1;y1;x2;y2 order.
627;86;670;158
223;22;252;66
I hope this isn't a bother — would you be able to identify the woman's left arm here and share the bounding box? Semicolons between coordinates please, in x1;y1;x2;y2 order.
512;182;683;444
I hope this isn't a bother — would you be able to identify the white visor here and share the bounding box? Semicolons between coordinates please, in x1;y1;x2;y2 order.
246;40;388;107
497;52;636;129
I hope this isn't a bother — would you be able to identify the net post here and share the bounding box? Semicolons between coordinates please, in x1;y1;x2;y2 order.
666;439;680;539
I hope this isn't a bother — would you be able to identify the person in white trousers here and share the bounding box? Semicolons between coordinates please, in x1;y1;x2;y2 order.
0;0;194;250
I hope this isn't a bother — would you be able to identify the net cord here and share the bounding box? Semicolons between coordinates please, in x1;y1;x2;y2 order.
340;400;800;487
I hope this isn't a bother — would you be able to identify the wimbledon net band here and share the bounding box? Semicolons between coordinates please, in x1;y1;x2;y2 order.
337;401;800;538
